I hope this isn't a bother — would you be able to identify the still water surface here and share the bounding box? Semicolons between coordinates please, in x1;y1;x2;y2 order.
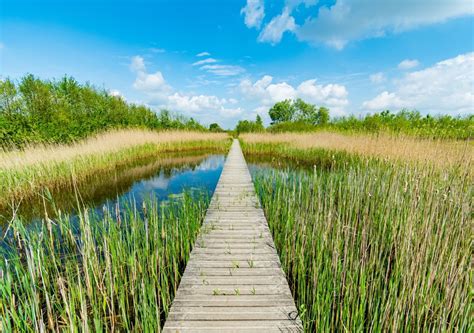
0;151;309;233
0;152;226;230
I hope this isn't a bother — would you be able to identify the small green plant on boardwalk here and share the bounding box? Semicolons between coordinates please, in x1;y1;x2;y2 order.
0;192;209;331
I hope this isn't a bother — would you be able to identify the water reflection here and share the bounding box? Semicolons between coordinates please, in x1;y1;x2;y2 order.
0;151;225;227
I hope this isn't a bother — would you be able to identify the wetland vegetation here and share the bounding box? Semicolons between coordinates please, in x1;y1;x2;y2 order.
0;126;231;330
0;130;230;210
1;81;472;331
1;193;209;331
242;133;472;331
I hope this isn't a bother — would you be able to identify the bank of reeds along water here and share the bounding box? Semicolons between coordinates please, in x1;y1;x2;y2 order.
241;132;473;168
1;192;210;331
0;130;230;209
241;134;472;332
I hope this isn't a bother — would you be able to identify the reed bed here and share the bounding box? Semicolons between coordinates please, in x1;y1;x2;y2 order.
0;130;230;207
243;138;472;331
1;193;209;331
241;132;473;168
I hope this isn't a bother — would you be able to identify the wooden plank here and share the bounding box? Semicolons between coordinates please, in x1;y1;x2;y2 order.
163;139;302;332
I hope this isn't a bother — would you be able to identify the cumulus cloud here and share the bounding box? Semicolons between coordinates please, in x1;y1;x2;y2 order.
192;58;218;66
241;0;265;29
240;75;349;115
130;55;172;97
370;72;386;84
258;7;297;44
362;91;403;110
196;51;211;57
166;93;242;117
134;71;170;92
362;52;474;114
129;55;242;119
248;0;473;48
398;59;420;70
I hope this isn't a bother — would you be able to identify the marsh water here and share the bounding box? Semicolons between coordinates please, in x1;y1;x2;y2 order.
0;151;226;230
0;150;311;234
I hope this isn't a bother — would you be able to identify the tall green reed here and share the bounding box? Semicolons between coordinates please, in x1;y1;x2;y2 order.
1;193;209;331
251;160;471;331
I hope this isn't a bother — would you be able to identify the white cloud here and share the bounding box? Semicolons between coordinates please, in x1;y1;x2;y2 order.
297;79;348;107
362;91;403;110
196;52;211;57
166;93;242;117
363;52;474;114
240;75;349;115
241;0;265;29
370;72;386;84
130;55;171;96
398;59;420;70
252;0;473;48
129;55;243;120
258;7;297;44
267;82;297;101
130;55;146;72
200;64;245;76
134;71;170;92
192;58;218;66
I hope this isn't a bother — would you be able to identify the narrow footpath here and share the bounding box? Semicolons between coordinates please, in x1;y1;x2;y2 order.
163;139;302;332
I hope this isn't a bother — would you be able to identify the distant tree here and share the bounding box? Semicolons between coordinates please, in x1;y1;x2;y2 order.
268;99;295;124
268;98;331;126
235;115;265;134
294;98;318;125
209;123;224;132
317;107;330;125
0;79;20;115
158;109;172;128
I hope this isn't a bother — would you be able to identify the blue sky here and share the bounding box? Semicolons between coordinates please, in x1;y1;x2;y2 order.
1;0;473;128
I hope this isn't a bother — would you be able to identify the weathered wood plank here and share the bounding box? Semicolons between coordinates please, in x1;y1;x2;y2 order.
163;139;302;332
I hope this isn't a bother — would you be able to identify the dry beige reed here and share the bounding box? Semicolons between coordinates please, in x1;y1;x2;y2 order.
0;129;228;170
241;132;473;168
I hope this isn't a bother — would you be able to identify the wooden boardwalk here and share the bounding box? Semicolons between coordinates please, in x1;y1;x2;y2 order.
163;139;302;333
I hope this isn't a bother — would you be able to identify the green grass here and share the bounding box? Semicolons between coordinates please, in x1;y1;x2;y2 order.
247;145;471;331
1;192;209;331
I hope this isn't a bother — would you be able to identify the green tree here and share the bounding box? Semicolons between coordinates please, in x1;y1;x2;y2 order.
317;107;330;125
0;79;20;115
294;98;317;124
235;115;265;134
268;99;295;124
209;123;223;132
0;75;210;147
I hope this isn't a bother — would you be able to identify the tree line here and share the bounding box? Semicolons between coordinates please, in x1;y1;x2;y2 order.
234;98;473;140
0;75;206;148
1;75;471;146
